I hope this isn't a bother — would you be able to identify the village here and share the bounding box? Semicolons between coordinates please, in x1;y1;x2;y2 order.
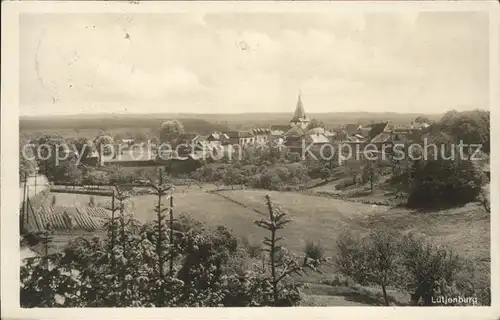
18;101;492;308
13;8;492;310
79;94;433;173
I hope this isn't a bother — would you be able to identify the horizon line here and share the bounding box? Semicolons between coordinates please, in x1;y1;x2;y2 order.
19;109;473;119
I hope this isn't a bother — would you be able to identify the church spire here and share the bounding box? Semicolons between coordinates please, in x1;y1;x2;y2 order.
290;93;310;130
292;93;306;121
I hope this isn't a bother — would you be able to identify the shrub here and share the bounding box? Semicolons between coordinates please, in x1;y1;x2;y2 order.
304;240;325;261
335;229;479;306
322;274;354;287
336;229;402;306
399;232;465;305
88;196;96;208
83;168;110;185
335;178;356;190
407;158;486;209
239;237;262;259
20;187;320;307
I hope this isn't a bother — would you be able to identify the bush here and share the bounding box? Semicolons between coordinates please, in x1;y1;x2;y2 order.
88;196;96;208
335;229;481;306
239;237;262;259
83;168;110;185
399;232;467;305
20;192;323;307
336;229;402;306
407;158;486;209
335;178;356;190
320;274;354;287
304;240;325;261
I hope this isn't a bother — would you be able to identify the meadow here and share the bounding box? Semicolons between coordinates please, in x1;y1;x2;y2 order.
45;185;490;296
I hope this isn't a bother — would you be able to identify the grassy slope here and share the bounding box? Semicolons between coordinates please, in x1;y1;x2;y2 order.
41;186;490;305
307;179;490;267
216;189;490;294
48;186;490;277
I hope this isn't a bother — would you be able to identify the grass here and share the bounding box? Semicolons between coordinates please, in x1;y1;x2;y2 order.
213;189;490;290
307;175;404;205
300;283;408;306
89;186;271;245
44;186;490;272
33;185;490;305
216;189;378;256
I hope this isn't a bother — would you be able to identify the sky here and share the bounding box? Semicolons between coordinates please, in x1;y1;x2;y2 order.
19;12;489;116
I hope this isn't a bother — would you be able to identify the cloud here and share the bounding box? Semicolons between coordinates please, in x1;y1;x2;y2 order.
19;12;489;115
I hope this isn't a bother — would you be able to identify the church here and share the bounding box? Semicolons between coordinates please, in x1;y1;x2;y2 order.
289;94;310;130
269;94;332;154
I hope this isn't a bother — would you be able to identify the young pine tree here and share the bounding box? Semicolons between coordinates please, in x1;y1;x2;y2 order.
254;195;326;306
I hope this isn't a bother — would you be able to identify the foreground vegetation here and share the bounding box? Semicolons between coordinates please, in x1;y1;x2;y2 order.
21;178;328;307
21;180;490;307
19;108;491;306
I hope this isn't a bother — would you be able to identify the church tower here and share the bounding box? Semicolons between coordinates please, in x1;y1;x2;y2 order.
290;94;310;130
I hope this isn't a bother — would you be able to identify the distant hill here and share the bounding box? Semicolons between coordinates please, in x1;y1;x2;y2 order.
19;116;232;137
20;111;443;134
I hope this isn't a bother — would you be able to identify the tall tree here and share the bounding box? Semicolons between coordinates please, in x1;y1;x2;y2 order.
71;137;95;164
32;134;67;181
19;139;37;183
414;116;430;124
160;120;185;145
362;158;380;192
306;118;325;130
438;109;490;153
95;135;114;165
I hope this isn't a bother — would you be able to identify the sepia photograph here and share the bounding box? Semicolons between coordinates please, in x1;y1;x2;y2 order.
1;1;499;318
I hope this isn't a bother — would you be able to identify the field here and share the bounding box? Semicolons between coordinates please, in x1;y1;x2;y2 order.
46;186;490;269
41;186;490;305
213;190;490;276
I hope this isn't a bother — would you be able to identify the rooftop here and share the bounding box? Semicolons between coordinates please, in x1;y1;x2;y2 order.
308;133;331;144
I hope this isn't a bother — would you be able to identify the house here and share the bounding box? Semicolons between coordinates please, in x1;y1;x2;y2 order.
331;129;348;142
367;122;390;141
285;127;333;154
269;125;289;142
252;128;270;144
305;132;331;145
284;126;306;153
225;131;254;146
323;132;336;143
357;126;372;139
192;134;207;145
207;132;230;145
410;120;431;130
370;131;393;145
343;124;361;137
174;132;199;146
171;132;200;156
121;139;135;146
